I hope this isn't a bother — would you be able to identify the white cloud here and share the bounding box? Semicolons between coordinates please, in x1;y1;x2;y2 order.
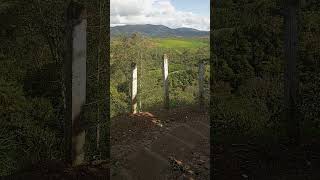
110;0;210;31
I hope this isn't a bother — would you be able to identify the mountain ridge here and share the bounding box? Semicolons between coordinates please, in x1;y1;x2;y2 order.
110;24;209;38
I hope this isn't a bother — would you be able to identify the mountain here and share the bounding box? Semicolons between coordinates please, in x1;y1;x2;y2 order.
110;24;209;38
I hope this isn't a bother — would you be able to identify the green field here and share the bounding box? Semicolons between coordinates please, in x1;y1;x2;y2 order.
153;38;208;49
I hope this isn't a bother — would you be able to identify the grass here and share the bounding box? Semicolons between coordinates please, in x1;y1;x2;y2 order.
110;36;209;50
152;38;208;49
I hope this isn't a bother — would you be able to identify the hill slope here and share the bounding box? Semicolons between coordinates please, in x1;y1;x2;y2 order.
110;24;209;38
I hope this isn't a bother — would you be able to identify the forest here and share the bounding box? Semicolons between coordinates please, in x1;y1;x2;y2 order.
0;0;109;177
212;0;320;179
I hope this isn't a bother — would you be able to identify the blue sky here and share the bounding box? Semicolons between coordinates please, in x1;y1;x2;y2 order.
171;0;210;16
110;0;210;31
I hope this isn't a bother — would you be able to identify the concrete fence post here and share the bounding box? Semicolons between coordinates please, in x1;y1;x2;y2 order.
163;54;169;109
65;0;87;166
131;62;138;114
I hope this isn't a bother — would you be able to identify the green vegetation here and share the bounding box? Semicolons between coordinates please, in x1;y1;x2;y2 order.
111;34;209;118
0;0;108;176
212;1;320;178
212;0;320;145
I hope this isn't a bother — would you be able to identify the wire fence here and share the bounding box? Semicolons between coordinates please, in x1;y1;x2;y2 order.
139;53;210;111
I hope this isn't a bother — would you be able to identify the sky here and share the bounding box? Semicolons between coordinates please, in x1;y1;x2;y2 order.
110;0;210;31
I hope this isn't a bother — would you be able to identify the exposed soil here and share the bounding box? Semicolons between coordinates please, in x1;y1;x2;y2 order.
110;106;210;180
5;106;319;180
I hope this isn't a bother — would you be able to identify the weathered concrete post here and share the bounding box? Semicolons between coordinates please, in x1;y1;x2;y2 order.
199;60;205;108
131;62;138;114
162;54;169;109
65;0;87;166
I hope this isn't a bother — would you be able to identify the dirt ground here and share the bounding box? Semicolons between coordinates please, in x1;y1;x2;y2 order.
110;106;210;180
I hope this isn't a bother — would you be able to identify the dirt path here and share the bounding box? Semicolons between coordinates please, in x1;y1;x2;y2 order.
110;107;210;180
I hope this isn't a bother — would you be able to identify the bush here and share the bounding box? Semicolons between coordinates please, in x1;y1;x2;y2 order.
0;79;62;175
212;95;269;138
110;85;129;118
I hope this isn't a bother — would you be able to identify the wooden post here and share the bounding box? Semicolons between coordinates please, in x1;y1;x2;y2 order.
65;1;87;166
131;62;138;114
199;60;205;109
162;54;169;109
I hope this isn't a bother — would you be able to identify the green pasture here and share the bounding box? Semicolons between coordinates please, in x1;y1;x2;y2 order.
152;38;208;49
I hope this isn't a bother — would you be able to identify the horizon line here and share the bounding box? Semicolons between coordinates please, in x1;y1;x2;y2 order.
110;23;210;32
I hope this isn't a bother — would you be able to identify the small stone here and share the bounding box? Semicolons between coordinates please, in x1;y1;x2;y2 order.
242;174;248;178
198;160;205;164
307;161;311;166
187;170;194;174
